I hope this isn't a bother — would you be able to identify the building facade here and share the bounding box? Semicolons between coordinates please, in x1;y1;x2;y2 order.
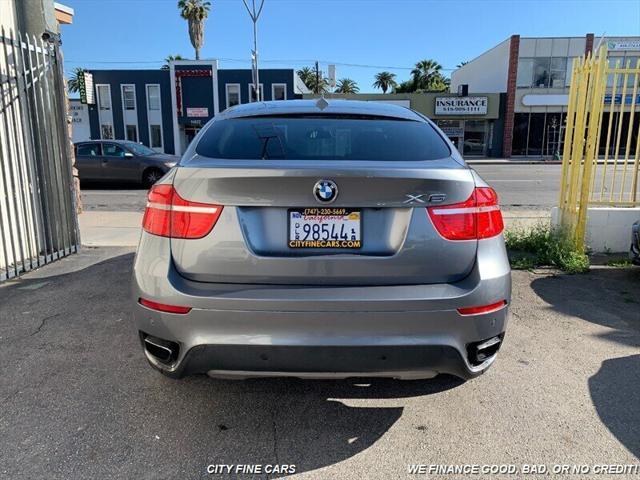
303;92;504;157
74;61;309;154
451;35;640;158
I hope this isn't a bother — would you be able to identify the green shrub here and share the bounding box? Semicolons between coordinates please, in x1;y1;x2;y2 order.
505;225;589;274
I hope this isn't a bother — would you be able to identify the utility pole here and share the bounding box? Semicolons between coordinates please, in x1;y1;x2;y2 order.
315;61;320;95
242;0;265;101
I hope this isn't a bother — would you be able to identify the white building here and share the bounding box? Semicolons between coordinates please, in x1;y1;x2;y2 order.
451;35;640;157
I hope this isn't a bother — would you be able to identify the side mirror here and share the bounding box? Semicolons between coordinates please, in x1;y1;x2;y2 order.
124;152;134;158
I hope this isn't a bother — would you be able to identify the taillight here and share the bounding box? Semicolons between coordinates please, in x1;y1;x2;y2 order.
139;297;192;314
427;187;503;240
142;184;222;239
457;300;507;316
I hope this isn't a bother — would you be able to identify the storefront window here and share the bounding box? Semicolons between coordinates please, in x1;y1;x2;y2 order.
463;120;487;156
519;57;573;88
625;57;639;87
550;58;567;88
517;59;534;87
527;113;546;155
544;113;563;157
608;57;624;88
512;113;529;155
436;120;464;153
565;58;576;86
533;58;551;88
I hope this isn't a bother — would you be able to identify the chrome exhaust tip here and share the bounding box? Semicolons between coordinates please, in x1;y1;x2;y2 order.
468;334;504;365
143;335;179;364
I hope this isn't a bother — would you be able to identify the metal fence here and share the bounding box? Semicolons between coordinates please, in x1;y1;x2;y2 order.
559;45;640;248
0;28;79;281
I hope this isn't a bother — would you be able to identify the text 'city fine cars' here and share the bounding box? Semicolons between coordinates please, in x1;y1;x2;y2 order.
132;99;511;381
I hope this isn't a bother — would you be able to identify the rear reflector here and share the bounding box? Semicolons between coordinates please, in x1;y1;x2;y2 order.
457;300;507;316
139;298;192;314
427;187;504;240
142;184;222;239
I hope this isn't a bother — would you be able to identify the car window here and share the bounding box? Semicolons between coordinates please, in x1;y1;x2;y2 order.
194;116;450;161
103;143;126;158
76;143;101;157
124;142;156;156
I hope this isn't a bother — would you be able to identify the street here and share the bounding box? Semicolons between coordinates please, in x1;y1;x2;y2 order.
80;164;563;212
0;247;638;478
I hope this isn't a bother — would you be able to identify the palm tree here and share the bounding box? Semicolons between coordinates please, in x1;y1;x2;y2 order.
393;79;415;93
162;54;185;69
178;0;211;60
372;71;397;94
297;66;329;94
67;67;85;93
296;67;315;90
335;78;359;94
427;73;450;92
411;59;443;91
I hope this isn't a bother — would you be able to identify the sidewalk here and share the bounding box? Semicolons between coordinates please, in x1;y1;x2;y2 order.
78;209;551;247
79;211;142;247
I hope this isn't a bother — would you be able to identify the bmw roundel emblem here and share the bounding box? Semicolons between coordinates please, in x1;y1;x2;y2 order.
313;179;338;203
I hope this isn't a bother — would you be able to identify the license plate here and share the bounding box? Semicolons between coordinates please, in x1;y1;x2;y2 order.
288;208;362;249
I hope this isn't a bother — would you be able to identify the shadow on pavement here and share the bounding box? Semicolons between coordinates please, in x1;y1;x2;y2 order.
531;269;640;461
0;251;463;478
588;355;640;460
530;268;640;348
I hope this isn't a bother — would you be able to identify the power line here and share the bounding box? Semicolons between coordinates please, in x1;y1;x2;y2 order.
64;58;456;71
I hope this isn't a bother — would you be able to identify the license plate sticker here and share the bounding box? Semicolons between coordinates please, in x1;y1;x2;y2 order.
288;208;361;249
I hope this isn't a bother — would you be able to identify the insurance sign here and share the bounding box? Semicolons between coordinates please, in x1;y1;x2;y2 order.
435;96;488;115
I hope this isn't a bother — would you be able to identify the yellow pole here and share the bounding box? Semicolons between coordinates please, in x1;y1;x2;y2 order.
567;56;589;231
619;60;639;203
576;47;606;248
609;60;628;202
559;58;579;219
600;59;619;200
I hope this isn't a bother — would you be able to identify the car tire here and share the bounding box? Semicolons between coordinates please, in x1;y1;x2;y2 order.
142;168;163;188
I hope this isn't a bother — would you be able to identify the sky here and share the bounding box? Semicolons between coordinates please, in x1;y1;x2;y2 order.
58;0;640;93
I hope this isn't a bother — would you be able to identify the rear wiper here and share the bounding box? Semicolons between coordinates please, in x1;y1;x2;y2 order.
252;123;286;159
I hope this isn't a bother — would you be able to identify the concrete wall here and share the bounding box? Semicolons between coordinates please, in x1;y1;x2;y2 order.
450;38;510;94
551;207;640;253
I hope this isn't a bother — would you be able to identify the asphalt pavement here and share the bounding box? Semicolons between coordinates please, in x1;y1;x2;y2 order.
1;247;639;479
79;164;564;213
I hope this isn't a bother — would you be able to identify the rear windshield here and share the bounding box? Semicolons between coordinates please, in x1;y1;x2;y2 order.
194;116;450;161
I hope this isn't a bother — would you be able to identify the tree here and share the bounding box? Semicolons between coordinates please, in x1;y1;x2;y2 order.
372;71;397;94
67;67;85;93
296;67;315;89
457;61;469;68
427;74;450;92
335;78;359;94
411;59;444;91
393;79;415;93
297;66;329;94
162;54;185;69
178;0;211;60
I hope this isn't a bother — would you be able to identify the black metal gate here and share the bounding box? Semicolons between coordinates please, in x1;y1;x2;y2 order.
0;27;79;281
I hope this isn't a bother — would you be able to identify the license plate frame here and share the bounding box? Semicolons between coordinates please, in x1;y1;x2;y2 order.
287;208;362;249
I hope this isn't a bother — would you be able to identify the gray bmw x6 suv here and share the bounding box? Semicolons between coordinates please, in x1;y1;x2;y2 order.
132;100;511;381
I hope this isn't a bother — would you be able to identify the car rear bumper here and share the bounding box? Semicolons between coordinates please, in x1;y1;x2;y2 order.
132;233;511;380
630;222;640;265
